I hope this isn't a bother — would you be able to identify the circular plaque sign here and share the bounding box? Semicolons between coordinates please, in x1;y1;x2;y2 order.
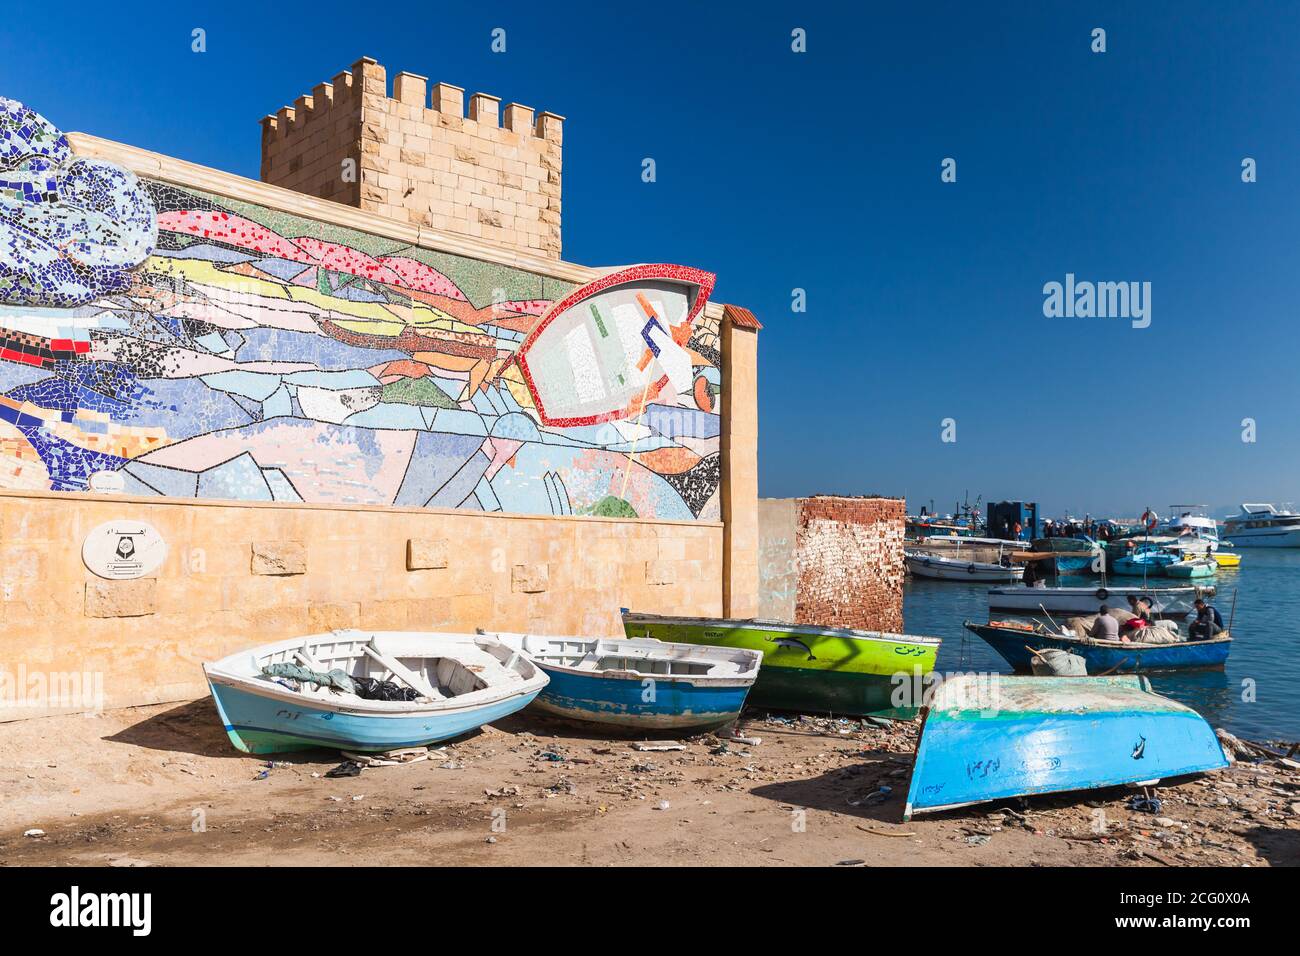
82;520;168;580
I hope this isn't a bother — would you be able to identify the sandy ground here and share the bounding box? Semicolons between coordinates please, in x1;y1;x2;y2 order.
0;701;1297;867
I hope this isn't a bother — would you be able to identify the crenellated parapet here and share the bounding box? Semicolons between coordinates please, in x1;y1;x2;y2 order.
259;57;563;257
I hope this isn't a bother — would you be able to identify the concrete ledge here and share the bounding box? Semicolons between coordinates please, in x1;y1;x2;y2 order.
250;541;306;576
406;538;449;570
0;488;721;532
84;579;157;618
511;564;549;593
645;559;677;586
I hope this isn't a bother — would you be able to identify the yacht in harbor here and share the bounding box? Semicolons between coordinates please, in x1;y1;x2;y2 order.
1158;505;1222;552
1221;503;1300;547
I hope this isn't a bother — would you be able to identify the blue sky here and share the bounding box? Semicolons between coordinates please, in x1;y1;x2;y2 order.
3;1;1296;519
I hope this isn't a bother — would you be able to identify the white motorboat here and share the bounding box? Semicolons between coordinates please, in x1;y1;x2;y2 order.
1158;505;1225;551
1222;503;1300;547
906;551;1023;582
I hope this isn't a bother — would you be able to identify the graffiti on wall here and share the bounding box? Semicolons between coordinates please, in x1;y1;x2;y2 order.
0;98;722;520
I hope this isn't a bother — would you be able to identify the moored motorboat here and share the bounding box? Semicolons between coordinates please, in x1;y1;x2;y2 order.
1206;551;1242;568
1222;503;1300;547
484;631;761;731
905;550;1022;582
963;619;1232;672
1030;536;1101;574
1165;558;1217;579
203;630;548;754
902;674;1229;819
1112;549;1180;576
620;610;941;717
986;584;1212;619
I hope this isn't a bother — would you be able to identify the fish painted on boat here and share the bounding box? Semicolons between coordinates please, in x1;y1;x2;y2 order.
903;674;1229;819
621;610;941;718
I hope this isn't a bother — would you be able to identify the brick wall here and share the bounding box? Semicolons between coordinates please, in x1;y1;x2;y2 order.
260;57;563;257
759;496;904;632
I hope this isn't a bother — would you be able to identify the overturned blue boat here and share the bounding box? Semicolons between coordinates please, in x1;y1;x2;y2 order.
903;674;1229;819
964;620;1232;673
486;632;762;731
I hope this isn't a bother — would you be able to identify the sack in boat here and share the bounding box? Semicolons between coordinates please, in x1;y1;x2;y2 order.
1135;620;1184;645
1030;648;1088;676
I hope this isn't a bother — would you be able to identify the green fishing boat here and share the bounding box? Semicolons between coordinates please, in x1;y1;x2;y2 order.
620;611;941;717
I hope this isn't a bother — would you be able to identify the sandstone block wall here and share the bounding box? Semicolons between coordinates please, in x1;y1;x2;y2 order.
0;491;722;720
758;496;904;632
260;57;563;257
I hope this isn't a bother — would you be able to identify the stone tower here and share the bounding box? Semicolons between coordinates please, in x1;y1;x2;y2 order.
259;57;563;258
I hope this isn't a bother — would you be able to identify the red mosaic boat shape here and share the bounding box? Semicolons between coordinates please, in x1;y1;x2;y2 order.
513;263;715;427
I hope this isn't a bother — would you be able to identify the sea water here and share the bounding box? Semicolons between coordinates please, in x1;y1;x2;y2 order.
904;550;1300;740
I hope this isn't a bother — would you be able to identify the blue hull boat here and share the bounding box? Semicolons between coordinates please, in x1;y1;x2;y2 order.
487;632;762;731
903;674;1229;818
1112;552;1179;577
964;620;1231;673
204;630;548;754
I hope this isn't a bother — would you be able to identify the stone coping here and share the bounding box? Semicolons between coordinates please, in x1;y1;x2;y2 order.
0;488;723;531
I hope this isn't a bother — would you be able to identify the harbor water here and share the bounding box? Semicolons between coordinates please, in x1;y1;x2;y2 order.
904;550;1300;740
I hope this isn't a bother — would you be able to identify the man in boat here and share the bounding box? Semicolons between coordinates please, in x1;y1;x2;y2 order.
1022;558;1045;588
1126;594;1154;620
1089;605;1120;641
1189;599;1224;641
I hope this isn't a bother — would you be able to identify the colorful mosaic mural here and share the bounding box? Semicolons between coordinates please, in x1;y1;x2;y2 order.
0;99;722;519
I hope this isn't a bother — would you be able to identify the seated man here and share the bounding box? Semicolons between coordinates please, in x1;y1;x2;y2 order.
1089;605;1120;641
1126;594;1154;621
1188;598;1224;641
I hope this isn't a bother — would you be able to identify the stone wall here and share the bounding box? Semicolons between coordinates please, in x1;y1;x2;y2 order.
260;58;563;258
0;490;722;720
758;496;904;632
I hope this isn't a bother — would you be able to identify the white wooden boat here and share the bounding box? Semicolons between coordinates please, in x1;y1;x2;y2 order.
485;632;761;730
906;551;1022;582
203;630;548;754
986;584;1213;619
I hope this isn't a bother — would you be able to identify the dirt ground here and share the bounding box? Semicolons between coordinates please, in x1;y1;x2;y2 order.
0;701;1296;867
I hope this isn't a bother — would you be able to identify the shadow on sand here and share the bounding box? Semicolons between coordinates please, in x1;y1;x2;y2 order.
104;699;257;759
750;752;916;825
1242;822;1300;866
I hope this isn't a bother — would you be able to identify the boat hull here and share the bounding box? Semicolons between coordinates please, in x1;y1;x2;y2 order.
987;585;1206;618
530;665;750;731
905;554;1020;582
206;675;542;754
964;622;1232;673
904;675;1229;818
621;613;939;717
1165;562;1215;579
1221;528;1300;547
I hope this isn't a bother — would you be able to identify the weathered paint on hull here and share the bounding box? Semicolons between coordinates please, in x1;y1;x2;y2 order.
904;675;1229;818
964;622;1232;673
529;665;749;730
744;664;917;717
621;613;939;717
206;678;542;754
